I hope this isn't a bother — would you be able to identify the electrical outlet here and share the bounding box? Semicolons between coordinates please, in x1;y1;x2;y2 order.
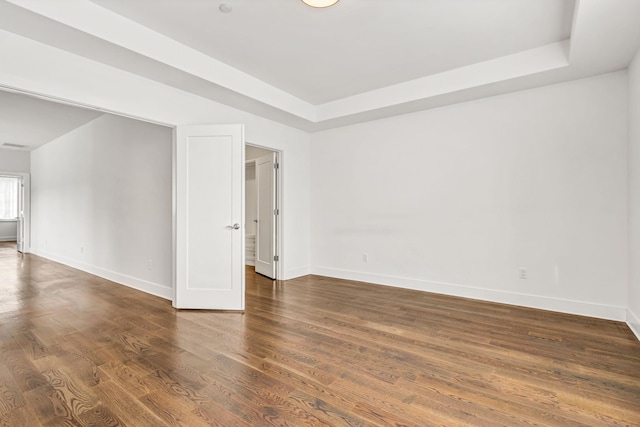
519;267;527;280
148;259;153;270
362;254;369;262
80;246;84;254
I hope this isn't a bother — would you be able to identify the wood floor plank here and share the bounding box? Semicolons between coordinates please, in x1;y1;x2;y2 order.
1;348;49;393
91;380;168;427
138;391;213;427
190;400;254;427
0;364;26;416
22;384;83;427
0;405;42;427
77;404;124;427
0;241;639;426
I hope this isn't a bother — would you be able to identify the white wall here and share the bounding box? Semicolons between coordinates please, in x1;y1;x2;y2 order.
0;30;311;281
628;50;640;338
0;148;30;173
0;222;16;241
31;114;173;297
311;71;629;321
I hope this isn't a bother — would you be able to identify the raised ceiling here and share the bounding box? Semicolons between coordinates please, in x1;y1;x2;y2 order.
0;0;639;137
87;0;574;105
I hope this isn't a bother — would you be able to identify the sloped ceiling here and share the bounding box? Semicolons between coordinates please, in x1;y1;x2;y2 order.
0;0;639;137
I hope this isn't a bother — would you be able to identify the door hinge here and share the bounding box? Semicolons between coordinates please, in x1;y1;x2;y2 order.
274;162;279;170
274;255;279;262
274;209;279;215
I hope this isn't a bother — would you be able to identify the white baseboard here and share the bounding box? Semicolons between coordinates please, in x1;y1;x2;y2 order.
627;309;640;342
0;236;17;241
245;260;255;266
31;249;172;300
310;266;627;322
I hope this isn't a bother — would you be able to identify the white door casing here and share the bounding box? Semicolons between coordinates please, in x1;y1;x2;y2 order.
174;124;245;310
16;177;24;253
255;152;277;279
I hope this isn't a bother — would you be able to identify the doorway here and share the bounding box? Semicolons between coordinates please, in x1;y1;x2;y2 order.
1;86;273;309
245;143;280;280
0;172;30;254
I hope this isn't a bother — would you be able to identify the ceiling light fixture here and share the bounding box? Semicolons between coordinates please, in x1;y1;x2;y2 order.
301;0;339;8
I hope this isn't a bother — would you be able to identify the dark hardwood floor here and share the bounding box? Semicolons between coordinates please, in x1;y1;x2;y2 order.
0;241;639;426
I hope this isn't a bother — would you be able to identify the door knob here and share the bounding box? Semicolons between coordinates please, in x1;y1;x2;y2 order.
227;223;240;230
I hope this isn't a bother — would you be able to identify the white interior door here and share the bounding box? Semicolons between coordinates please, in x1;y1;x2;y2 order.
16;177;24;253
174;124;245;310
255;152;277;279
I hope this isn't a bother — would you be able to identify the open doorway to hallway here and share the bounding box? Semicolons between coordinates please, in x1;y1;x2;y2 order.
245;144;280;280
0;173;29;254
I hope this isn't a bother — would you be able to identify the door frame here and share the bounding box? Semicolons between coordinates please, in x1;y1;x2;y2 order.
245;143;283;280
0;171;30;253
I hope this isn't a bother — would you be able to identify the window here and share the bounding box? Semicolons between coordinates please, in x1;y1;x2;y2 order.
0;176;20;220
